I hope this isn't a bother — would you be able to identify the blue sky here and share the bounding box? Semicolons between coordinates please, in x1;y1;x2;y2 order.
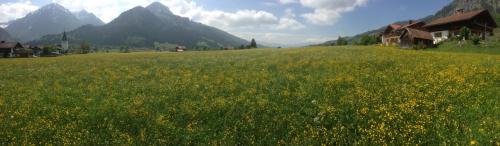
0;0;453;46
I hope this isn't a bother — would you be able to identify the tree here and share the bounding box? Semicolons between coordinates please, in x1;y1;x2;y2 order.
459;27;471;40
196;41;209;50
358;35;379;46
250;38;257;48
154;42;161;52
154;42;177;51
42;45;58;56
336;36;348;46
471;35;481;45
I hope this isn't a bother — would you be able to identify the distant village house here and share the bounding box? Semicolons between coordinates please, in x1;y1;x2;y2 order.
0;30;69;58
175;46;186;52
0;41;24;57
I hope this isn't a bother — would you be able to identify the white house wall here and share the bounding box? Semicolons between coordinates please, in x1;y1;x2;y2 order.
430;31;449;44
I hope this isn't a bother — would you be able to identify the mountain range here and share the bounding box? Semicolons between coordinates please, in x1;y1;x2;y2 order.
33;2;248;49
74;10;105;26
0;28;12;41
5;3;104;42
320;0;500;45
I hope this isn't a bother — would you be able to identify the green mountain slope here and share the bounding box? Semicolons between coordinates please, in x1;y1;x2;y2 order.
33;2;248;50
74;10;105;26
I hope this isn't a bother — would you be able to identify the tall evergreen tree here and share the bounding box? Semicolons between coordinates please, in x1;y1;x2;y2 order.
250;39;257;48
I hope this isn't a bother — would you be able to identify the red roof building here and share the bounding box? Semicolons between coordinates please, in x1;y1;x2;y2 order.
381;20;427;46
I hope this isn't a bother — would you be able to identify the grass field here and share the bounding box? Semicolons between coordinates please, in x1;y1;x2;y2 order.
0;46;499;145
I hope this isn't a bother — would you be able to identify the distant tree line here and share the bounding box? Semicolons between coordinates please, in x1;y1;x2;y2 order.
354;35;381;46
336;36;348;46
323;35;381;46
237;38;258;49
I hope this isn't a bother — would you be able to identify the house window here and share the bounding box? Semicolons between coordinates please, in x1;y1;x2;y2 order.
434;32;442;38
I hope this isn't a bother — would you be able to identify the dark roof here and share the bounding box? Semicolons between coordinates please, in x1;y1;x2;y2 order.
0;42;23;49
401;21;426;29
383;21;426;35
425;9;497;28
401;28;433;40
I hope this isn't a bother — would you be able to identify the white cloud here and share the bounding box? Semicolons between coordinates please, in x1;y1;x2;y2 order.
0;1;39;23
277;0;298;4
262;2;278;7
236;32;336;47
276;17;304;30
194;10;279;29
300;0;368;25
276;9;305;30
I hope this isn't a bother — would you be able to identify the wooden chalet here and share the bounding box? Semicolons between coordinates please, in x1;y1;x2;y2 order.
382;20;427;46
0;41;24;58
399;28;434;49
424;9;498;44
382;24;403;46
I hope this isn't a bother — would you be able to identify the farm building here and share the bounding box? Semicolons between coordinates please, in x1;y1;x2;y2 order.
399;28;434;49
424;9;498;44
0;41;24;58
381;9;497;49
382;24;403;46
175;46;187;52
382;21;427;46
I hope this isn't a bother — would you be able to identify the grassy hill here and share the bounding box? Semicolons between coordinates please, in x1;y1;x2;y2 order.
0;47;498;145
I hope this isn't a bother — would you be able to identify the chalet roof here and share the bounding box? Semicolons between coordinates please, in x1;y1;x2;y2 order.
383;21;426;35
401;28;433;40
424;9;497;28
401;21;426;29
0;42;23;49
383;24;403;35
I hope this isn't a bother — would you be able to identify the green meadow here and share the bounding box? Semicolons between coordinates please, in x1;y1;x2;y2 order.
0;46;499;145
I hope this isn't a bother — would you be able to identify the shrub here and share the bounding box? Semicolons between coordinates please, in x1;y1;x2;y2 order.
471;35;481;46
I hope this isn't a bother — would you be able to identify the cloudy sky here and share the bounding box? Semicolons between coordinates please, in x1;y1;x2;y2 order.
0;0;452;46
